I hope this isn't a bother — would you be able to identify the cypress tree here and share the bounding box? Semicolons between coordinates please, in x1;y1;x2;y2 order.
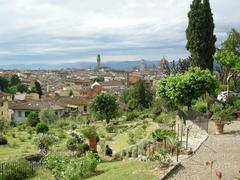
186;0;216;71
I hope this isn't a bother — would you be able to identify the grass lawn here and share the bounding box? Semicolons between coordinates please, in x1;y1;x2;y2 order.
0;128;36;161
88;160;158;180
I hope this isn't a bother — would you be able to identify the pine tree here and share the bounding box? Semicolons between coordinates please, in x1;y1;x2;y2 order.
186;0;216;71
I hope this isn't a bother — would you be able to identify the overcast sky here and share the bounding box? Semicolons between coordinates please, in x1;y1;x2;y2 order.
0;0;239;65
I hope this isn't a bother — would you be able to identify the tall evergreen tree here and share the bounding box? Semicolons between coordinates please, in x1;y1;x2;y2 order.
186;0;216;71
35;81;43;98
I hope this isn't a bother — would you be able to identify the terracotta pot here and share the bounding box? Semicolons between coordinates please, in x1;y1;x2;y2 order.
215;123;225;135
85;137;97;150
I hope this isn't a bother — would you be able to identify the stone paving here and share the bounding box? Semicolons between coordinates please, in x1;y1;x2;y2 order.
168;121;240;180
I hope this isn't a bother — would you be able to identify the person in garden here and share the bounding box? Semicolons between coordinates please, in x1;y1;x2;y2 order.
105;145;112;157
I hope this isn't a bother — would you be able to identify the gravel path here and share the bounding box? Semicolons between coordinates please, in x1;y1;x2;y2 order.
169;121;240;180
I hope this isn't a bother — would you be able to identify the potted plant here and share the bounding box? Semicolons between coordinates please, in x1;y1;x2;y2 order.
210;102;235;134
226;96;240;119
82;128;99;150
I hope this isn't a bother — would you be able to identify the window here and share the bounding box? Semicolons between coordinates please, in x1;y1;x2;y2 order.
84;105;87;112
25;111;30;117
18;111;22;117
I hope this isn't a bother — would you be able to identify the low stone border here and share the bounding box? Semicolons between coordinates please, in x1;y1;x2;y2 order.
159;162;181;180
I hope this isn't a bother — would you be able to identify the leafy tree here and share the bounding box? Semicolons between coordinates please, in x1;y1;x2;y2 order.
157;67;218;108
36;122;49;134
10;75;21;86
32;133;58;153
7;86;17;94
92;76;104;82
120;88;130;105
35;81;43;98
0;76;9;92
128;80;153;110
186;0;216;71
27;111;40;126
214;29;240;93
17;84;28;93
39;107;58;124
89;93;118;123
177;58;192;73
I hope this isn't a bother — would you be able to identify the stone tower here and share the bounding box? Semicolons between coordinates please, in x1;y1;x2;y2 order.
97;54;101;70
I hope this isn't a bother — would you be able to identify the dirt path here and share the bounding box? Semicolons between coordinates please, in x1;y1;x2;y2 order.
168;121;240;180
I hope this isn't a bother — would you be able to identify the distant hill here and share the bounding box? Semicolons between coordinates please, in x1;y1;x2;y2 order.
0;60;160;70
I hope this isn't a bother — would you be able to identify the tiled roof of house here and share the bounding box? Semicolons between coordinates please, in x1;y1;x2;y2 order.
100;81;124;87
54;96;89;106
9;100;64;111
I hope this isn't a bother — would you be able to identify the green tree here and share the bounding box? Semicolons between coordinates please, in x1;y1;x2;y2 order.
214;29;240;93
39;107;58;124
35;81;43;98
17;83;28;93
7;86;17;94
10;75;21;86
92;76;104;82
186;0;216;71
27;111;40;126
89;93;118;123
128;80;153;110
157;67;218;108
0;76;9;92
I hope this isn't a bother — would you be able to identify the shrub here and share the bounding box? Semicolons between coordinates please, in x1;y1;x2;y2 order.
56;131;66;139
71;123;77;130
19;136;26;142
39;107;58;124
11;133;16;138
1;159;34;179
55;119;70;129
152;129;176;141
28;119;40;127
114;153;122;160
69;131;84;143
27;112;40;127
121;149;127;157
43;152;97;179
66;137;78;151
155;112;176;127
32;133;58;153
153;149;172;168
137;140;153;156
210;102;235;124
131;146;138;157
141;124;148;131
0;134;8;145
105;123;115;133
193;100;207;113
127;132;136;144
36;122;49;134
126;112;139;121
